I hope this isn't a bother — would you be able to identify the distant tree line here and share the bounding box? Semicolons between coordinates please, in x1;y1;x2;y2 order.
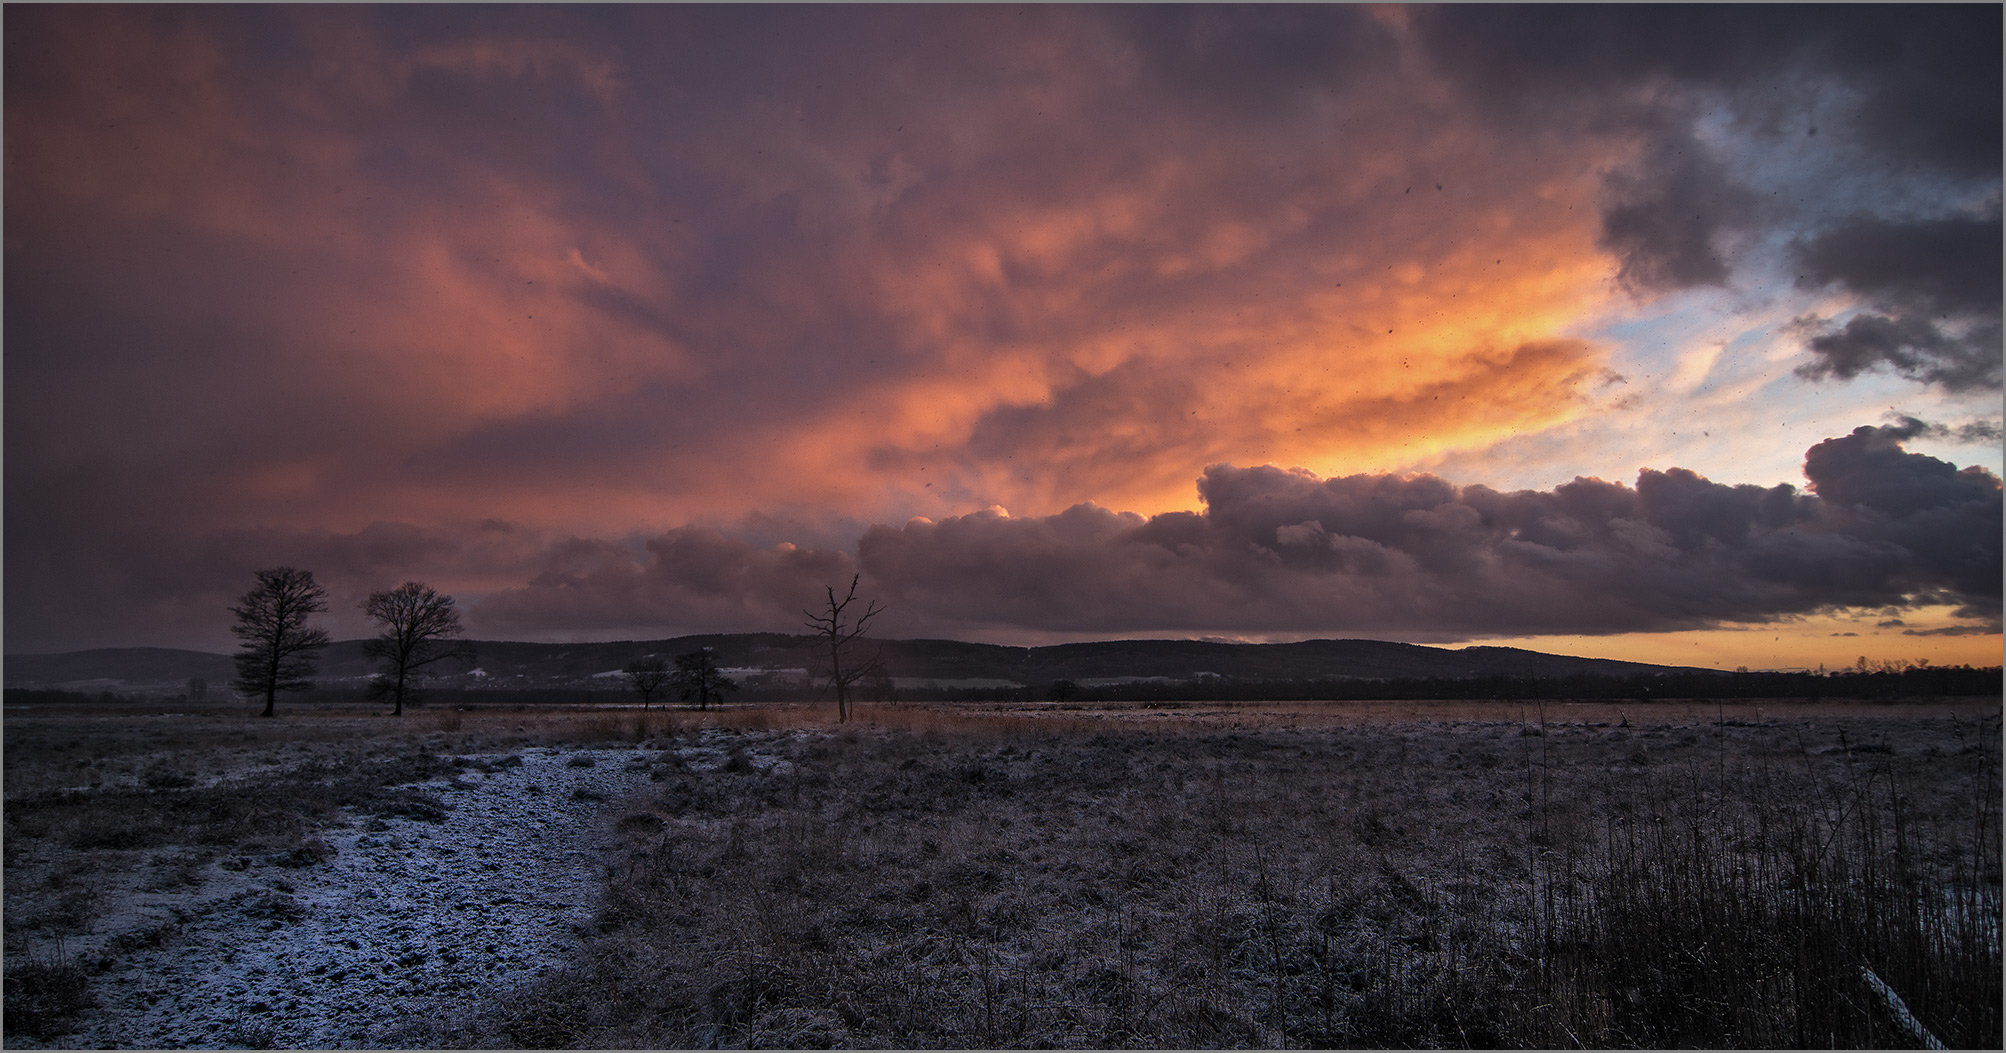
924;664;2004;704
3;688;145;706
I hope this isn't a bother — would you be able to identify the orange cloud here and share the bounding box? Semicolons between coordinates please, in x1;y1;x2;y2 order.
11;5;1639;539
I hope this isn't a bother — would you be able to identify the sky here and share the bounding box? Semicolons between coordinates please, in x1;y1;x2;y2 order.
5;4;2001;671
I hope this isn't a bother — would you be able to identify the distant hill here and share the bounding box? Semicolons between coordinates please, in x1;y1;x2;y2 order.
2;647;239;690
5;634;1708;695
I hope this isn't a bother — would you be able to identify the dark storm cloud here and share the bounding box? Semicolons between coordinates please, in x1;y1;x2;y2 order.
1598;135;1761;292
1792;212;2004;391
1113;4;1393;114
472;528;855;638
1412;4;2002;298
847;425;1999;638
1826;7;2004;179
1408;6;1806;103
1797;213;2002;318
1800;422;2004;601
2;518;557;653
466;425;1999;642
1409;4;2000;172
1795;314;2002;393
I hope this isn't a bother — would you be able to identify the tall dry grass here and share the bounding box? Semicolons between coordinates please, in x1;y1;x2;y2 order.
1528;718;2000;1047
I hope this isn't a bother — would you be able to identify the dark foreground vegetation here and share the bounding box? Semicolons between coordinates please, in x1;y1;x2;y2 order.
456;702;1999;1048
5;698;1998;1048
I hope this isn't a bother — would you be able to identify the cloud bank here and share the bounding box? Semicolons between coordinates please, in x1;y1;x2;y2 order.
471;425;1999;642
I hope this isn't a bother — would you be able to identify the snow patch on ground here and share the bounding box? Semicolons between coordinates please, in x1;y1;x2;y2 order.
48;737;785;1049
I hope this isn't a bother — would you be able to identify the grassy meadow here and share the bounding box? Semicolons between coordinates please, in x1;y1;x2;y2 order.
4;695;1999;1048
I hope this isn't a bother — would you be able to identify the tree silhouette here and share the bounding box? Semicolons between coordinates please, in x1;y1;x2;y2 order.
230;566;331;718
625;654;671;710
804;575;885;723
673;648;737;710
361;581;473;716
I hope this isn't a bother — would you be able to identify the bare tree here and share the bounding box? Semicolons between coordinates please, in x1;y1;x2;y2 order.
625;654;671;710
361;581;473;716
803;575;885;723
673;648;738;710
230;566;331;718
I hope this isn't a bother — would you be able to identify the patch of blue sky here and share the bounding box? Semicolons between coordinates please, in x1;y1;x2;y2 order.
1600;285;1991;484
1410;268;1995;496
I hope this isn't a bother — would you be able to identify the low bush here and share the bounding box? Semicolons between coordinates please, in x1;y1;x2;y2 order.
3;952;96;1040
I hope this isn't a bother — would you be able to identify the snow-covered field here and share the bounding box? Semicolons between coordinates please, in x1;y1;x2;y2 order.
44;743;667;1049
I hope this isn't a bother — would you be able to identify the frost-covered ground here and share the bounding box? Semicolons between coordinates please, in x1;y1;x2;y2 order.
36;733;784;1049
9;702;1995;1049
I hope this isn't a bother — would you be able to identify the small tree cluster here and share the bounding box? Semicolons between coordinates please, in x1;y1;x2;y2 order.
228;567;472;717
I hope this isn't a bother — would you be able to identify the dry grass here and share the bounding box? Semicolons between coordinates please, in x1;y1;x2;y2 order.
5;697;1996;1048
444;700;1999;1048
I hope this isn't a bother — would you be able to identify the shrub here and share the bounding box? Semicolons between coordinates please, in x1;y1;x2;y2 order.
3;953;96;1040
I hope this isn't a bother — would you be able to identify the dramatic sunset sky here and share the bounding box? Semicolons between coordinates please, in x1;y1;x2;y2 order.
6;5;2001;670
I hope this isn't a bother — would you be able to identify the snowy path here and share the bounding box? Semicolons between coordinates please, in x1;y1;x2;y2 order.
59;745;658;1049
